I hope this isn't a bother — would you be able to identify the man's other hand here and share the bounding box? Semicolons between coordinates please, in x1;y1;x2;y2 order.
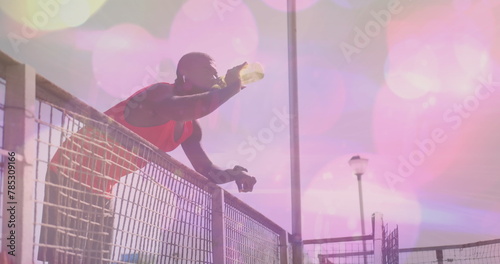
226;165;257;193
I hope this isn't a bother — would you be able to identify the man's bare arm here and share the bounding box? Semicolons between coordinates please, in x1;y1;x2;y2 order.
155;83;241;122
151;63;247;122
181;121;257;192
181;120;234;183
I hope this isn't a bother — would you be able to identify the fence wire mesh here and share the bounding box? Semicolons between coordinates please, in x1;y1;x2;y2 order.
303;241;375;264
224;201;281;264
383;224;399;264
398;239;500;264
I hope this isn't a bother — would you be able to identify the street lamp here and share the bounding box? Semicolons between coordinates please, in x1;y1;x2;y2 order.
349;155;369;264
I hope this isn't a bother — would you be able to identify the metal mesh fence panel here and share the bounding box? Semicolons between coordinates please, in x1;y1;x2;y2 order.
224;200;281;264
399;250;437;264
399;239;500;264
33;100;213;263
383;224;399;264
304;241;375;264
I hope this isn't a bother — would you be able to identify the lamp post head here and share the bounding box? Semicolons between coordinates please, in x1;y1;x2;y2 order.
349;155;369;178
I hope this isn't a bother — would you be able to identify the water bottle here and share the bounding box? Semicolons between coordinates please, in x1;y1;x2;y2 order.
214;62;265;88
239;62;265;85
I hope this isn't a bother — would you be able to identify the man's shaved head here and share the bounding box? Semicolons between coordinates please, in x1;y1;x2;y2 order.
176;52;213;77
174;52;219;95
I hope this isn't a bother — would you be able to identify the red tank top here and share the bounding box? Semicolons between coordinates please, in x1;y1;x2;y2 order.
50;84;193;195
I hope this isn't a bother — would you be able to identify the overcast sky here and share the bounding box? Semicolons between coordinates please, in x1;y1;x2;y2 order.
1;0;499;250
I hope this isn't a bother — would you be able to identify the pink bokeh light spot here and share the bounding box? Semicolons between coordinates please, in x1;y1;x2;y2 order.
329;0;376;9
453;36;492;95
384;40;440;99
452;0;472;12
385;1;496;99
0;0;108;31
92;24;165;98
378;0;499;189
372;85;477;189
181;0;214;21
168;0;259;71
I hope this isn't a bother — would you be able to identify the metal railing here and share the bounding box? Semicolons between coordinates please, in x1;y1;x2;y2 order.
304;235;376;264
302;213;388;264
302;210;500;264
0;50;290;264
398;238;500;264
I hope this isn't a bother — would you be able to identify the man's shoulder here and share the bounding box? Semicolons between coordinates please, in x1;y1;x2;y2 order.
149;82;174;89
146;82;175;94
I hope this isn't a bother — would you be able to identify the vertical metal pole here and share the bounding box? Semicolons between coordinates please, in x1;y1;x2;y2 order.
279;229;289;264
212;188;226;263
357;174;367;264
287;0;303;263
2;64;36;264
372;213;384;264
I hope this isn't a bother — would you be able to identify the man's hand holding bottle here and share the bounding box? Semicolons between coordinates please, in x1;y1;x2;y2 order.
215;62;264;90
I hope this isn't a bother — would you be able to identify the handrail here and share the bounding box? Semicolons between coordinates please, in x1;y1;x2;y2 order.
303;235;374;245
399;238;500;252
224;190;287;235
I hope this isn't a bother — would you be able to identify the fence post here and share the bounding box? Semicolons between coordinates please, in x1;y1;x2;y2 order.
279;229;289;264
2;63;36;263
372;212;384;264
436;249;444;264
212;187;226;263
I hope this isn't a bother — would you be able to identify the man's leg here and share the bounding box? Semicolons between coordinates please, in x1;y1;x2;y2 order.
81;187;114;264
37;170;59;263
38;170;92;264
